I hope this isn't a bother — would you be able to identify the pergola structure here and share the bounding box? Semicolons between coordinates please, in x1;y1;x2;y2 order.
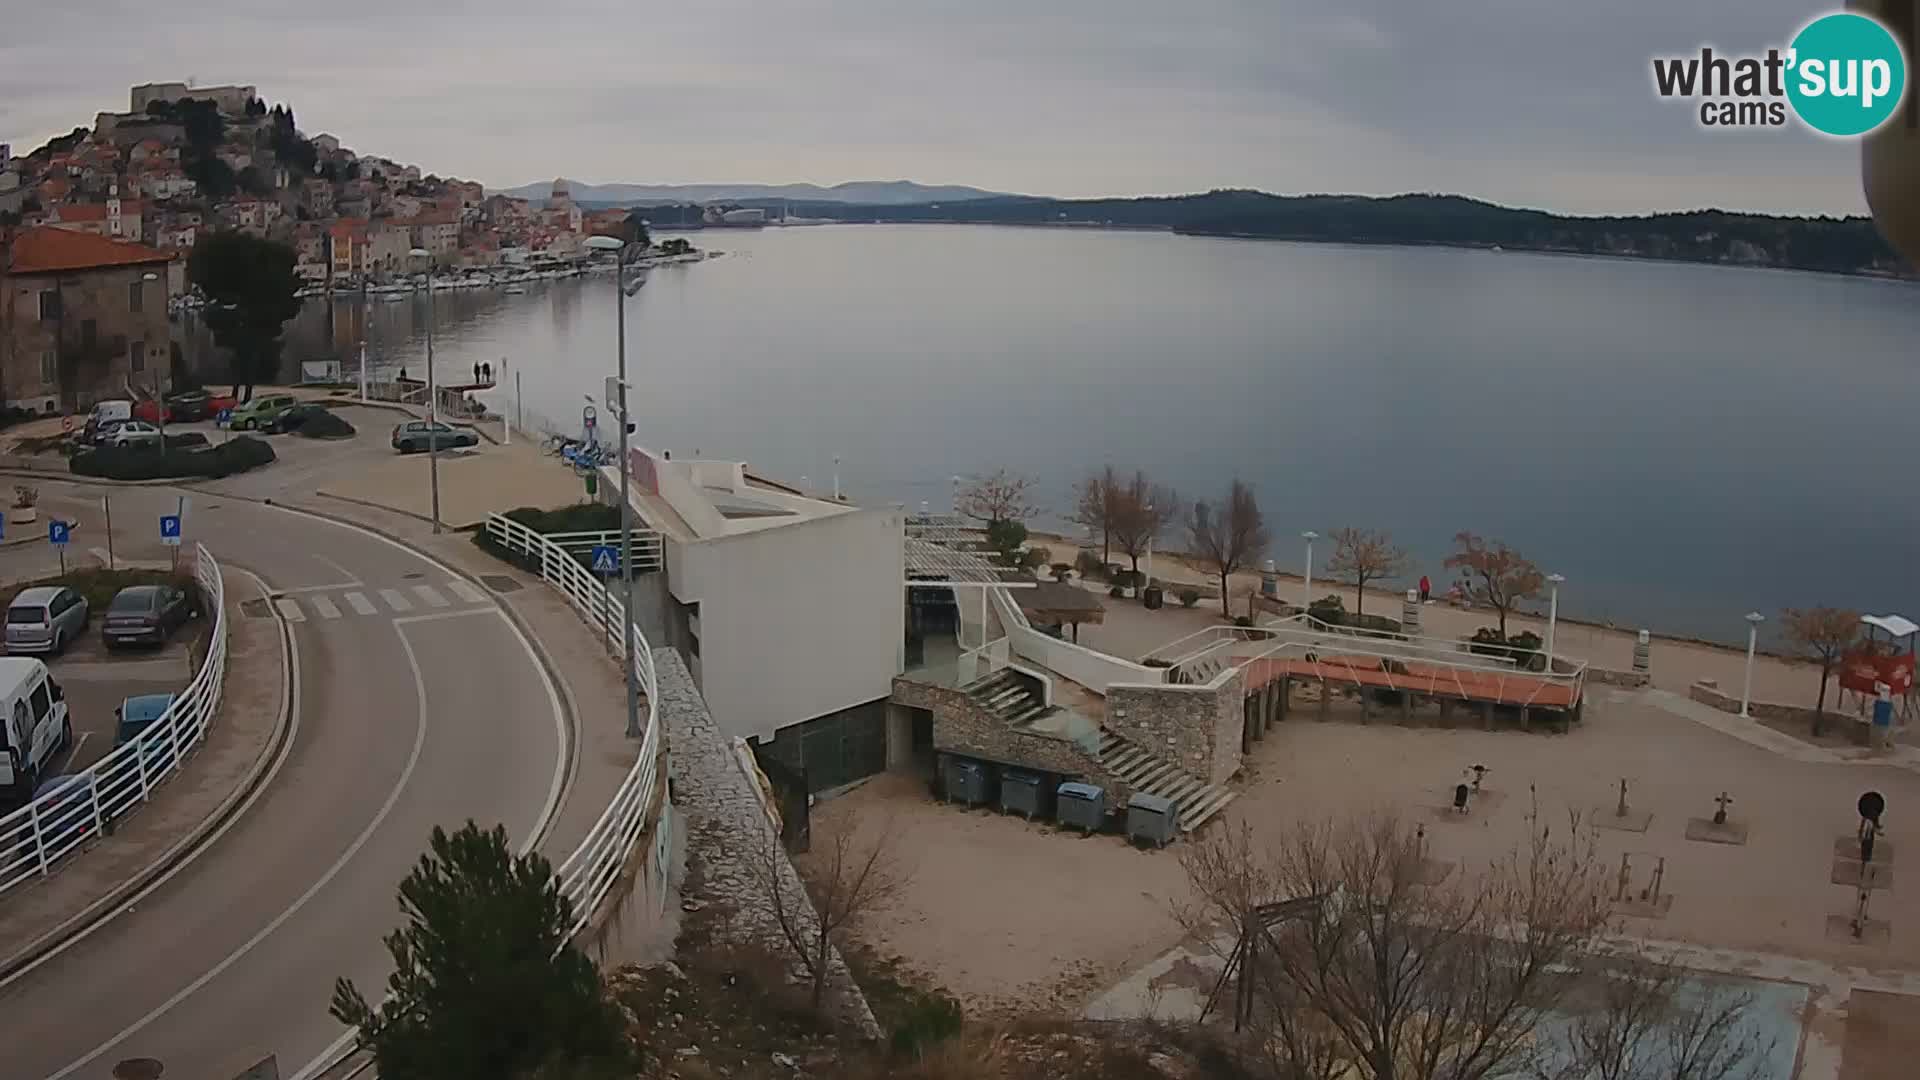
1016;580;1106;643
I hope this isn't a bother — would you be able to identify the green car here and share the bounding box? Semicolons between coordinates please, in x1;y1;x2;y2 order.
227;394;298;431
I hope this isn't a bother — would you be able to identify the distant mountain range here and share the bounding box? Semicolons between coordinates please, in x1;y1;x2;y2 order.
492;179;1013;206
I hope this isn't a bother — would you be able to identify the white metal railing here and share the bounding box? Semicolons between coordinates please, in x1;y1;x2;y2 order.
989;586;1161;695
540;529;664;573
1224;628;1590;711
483;512;662;936
0;544;228;896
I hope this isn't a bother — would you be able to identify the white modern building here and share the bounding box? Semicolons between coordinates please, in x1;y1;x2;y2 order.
608;447;905;790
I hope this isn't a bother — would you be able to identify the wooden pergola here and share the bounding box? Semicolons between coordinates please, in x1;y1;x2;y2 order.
1016;581;1106;642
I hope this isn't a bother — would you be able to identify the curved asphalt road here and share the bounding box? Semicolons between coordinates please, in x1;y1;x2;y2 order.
0;492;568;1080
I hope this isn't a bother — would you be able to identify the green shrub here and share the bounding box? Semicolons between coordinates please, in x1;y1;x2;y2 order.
1179;588;1201;607
296;410;357;439
889;992;964;1060
1307;594;1346;625
1074;550;1103;579
1109;584;1126;598
71;435;275;481
470;502;653;576
162;432;210;450
1022;545;1051;571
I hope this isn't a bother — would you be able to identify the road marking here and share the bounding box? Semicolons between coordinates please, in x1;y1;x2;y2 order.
312;554;361;586
343;591;377;616
446;578;487;604
309;595;341;620
273;598;306;622
277;583;361;595
378;588;413;612
89;546;113;569
48;600;422;1080
412;584;450;609
63;731;92;770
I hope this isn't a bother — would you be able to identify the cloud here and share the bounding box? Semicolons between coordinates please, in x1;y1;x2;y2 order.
0;0;1872;214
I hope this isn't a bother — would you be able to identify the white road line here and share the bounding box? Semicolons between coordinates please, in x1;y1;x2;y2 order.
343;591;377;616
446;579;487;604
273;598;306;623
312;555;361;586
391;607;498;628
308;595;341;620
378;588;413;612
49;602;425;1080
276;583;360;595
411;584;450;609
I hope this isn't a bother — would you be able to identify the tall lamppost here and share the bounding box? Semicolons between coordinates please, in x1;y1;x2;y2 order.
1545;573;1566;664
1144;502;1154;591
408;249;441;532
585;234;642;739
1301;530;1319;612
1740;612;1766;718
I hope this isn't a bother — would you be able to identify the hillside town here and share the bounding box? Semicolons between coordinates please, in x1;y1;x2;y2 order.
0;81;660;412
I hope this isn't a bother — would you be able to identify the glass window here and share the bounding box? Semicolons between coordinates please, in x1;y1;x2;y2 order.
28;680;51;722
40;351;55;385
6;605;46;625
130;339;145;372
38;291;60;321
128;280;143;313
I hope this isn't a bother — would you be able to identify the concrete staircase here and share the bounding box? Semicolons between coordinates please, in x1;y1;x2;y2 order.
1172;655;1226;685
1096;730;1238;831
966;669;1054;727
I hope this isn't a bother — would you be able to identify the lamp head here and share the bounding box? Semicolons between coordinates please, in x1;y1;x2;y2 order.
585;235;624;252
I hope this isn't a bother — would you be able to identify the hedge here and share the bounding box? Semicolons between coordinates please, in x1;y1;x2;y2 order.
471;502;655;575
295;411;357;439
71;435;276;481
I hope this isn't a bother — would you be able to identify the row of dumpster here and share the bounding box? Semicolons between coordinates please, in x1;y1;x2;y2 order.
941;755;1180;848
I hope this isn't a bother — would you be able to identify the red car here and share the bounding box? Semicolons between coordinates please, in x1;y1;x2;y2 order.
130;399;173;424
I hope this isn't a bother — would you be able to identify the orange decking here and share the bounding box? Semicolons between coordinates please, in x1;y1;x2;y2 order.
1243;655;1580;710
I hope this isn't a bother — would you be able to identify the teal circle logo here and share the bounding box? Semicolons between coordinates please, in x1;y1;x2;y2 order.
1786;12;1907;136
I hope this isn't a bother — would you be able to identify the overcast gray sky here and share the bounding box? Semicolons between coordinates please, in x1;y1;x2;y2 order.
0;0;1873;215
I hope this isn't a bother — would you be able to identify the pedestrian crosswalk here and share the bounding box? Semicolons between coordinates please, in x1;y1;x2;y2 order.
268;579;494;623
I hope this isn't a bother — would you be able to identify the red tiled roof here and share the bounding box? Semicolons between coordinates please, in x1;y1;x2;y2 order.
6;225;173;274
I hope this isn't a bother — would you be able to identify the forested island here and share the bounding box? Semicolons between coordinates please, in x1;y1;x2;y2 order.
618;191;1910;279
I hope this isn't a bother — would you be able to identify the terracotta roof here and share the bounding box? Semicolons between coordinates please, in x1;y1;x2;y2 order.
6;225;173;274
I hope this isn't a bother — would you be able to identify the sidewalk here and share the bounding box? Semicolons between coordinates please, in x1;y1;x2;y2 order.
0;565;289;977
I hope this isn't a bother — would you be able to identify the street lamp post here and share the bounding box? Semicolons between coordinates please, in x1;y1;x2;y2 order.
1740;612;1766;718
586;235;642;740
1144;503;1154;592
409;249;441;533
1301;531;1319;612
1545;573;1566;665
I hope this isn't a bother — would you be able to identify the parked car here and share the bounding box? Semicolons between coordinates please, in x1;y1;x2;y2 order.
102;585;192;650
227;394;298;431
0;658;71;809
266;402;331;434
130;399;173;424
105;420;164;448
4;586;89;656
91;419;128;446
80;400;132;444
28;772;97;856
162;389;236;423
114;692;181;776
391;421;479;454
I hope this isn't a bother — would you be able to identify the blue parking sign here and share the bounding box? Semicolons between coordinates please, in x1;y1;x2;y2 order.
590;545;618;574
160;514;182;546
48;520;70;546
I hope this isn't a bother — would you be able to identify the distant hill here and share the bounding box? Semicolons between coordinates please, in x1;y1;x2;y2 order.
492;179;1013;206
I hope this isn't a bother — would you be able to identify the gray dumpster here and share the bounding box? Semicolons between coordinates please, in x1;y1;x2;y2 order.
946;758;994;808
1000;769;1044;819
1127;792;1179;848
1057;781;1106;833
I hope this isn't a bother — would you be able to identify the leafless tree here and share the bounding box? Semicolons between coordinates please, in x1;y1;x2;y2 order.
1325;527;1410;618
1068;465;1121;565
1176;811;1621;1080
1538;950;1771;1080
1779;606;1860;736
745;807;907;1013
1444;531;1546;638
1110;470;1179;583
1191;479;1270;617
956;468;1038;525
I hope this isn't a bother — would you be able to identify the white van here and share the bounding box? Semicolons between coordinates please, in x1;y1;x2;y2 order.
82;399;132;443
0;657;70;808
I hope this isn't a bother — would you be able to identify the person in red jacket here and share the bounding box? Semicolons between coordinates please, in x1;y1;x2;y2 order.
1418;574;1431;603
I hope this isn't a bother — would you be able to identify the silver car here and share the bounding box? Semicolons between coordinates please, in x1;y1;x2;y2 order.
5;586;89;655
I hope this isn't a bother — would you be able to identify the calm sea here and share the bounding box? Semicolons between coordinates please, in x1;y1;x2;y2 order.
220;224;1920;644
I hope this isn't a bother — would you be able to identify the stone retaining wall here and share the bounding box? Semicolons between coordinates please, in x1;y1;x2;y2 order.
1105;671;1243;786
658;650;880;1038
1687;679;1822;728
892;676;1134;805
1587;667;1651;689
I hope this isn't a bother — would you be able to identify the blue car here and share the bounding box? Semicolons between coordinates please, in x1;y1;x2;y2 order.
116;693;180;776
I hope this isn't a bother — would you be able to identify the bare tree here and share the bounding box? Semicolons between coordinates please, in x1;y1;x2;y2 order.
1779;606;1860;736
1110;471;1179;583
1191;479;1270;617
1068;465;1120;565
956;468;1038;525
746;807;907;1012
1444;532;1546;638
1177;811;1622;1080
1325;527;1410;618
1539;951;1770;1080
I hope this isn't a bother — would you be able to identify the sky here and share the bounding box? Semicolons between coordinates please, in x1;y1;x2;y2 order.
0;0;1879;216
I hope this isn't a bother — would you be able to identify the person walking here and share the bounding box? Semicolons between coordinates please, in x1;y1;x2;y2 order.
1419;574;1431;603
481;360;492;383
472;361;481;385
